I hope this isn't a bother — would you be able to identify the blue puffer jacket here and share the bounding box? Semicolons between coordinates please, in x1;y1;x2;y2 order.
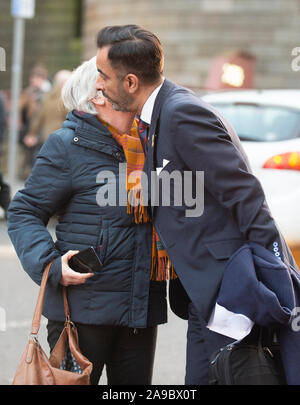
7;111;167;328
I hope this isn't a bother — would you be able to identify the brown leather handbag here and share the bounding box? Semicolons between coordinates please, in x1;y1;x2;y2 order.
12;261;93;385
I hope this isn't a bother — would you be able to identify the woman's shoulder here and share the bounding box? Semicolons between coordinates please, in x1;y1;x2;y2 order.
43;111;77;146
37;124;75;161
45;126;74;146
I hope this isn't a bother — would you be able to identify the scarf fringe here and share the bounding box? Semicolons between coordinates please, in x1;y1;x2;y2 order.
150;255;177;281
127;189;151;223
150;230;178;281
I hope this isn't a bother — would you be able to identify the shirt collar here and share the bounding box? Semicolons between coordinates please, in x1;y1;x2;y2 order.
140;79;164;125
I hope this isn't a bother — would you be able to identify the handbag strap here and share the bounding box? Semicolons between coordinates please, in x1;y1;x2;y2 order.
31;260;53;335
62;286;71;321
31;259;71;335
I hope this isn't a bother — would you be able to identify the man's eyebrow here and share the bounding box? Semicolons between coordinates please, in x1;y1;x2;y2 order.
97;68;109;79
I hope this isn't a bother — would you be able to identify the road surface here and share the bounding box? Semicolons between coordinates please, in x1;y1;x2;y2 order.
0;196;187;385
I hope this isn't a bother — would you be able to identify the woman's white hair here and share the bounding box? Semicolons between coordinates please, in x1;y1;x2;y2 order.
61;56;98;115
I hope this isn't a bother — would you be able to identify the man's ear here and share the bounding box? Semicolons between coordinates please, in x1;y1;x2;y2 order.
124;73;139;94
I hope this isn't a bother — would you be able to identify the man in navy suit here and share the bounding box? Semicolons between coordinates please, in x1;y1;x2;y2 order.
95;25;298;384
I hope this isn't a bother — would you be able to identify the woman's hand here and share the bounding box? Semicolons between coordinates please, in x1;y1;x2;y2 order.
60;250;94;286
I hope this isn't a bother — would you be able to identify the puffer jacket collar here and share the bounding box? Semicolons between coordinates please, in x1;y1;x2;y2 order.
63;110;125;162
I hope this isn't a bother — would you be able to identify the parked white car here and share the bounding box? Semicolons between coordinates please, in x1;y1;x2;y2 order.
201;89;300;254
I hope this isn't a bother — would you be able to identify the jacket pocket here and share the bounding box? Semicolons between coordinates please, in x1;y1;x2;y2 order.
204;238;244;260
97;223;109;264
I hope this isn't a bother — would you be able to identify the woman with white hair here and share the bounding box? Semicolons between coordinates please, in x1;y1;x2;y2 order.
7;57;167;385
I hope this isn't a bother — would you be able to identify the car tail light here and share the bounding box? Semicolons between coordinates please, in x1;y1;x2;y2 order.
263;152;300;171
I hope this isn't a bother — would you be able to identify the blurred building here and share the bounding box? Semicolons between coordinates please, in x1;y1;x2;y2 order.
82;0;300;90
0;0;82;174
0;0;299;91
0;0;82;90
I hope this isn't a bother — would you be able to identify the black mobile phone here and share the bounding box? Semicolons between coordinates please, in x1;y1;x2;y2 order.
68;247;103;273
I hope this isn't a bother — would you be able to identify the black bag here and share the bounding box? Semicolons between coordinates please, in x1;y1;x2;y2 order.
209;327;287;385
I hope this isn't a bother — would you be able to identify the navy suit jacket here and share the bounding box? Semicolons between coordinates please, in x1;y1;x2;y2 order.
216;242;300;385
143;79;298;322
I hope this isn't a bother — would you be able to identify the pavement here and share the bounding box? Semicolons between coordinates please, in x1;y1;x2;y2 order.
0;180;188;385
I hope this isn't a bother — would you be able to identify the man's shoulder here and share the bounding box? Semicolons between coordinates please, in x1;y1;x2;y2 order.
160;86;219;125
159;81;238;140
160;80;211;113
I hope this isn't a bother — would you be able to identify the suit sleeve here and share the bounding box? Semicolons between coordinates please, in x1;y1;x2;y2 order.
172;103;290;264
7;132;72;287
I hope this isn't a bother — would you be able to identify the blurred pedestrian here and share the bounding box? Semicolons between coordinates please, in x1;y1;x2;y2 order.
0;92;10;219
18;63;51;179
7;57;167;385
23;70;71;153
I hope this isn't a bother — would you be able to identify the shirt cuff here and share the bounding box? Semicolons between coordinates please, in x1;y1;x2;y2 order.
207;303;254;340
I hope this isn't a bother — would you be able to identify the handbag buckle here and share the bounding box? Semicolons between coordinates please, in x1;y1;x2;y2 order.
29;333;38;343
64;316;75;328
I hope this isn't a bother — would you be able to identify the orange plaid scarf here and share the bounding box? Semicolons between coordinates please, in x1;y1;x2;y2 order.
100;118;177;281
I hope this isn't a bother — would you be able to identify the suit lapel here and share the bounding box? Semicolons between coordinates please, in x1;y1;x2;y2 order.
143;79;176;212
148;79;175;151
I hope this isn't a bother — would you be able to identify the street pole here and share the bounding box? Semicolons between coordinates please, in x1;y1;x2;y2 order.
7;0;35;192
7;16;25;190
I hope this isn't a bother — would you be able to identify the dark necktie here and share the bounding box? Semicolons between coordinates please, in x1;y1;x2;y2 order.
137;118;150;155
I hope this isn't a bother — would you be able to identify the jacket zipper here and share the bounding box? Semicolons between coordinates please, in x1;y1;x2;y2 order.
210;345;234;384
223;345;234;384
128;230;138;329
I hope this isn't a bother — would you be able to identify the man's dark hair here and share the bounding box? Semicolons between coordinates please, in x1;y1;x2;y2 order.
97;25;164;84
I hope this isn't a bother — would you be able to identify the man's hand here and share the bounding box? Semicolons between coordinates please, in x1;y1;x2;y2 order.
60;250;94;286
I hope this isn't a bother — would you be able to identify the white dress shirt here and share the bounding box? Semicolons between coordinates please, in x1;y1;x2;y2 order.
207;303;254;340
140;80;164;125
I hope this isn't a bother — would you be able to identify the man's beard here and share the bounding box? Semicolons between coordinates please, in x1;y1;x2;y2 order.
102;90;134;113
